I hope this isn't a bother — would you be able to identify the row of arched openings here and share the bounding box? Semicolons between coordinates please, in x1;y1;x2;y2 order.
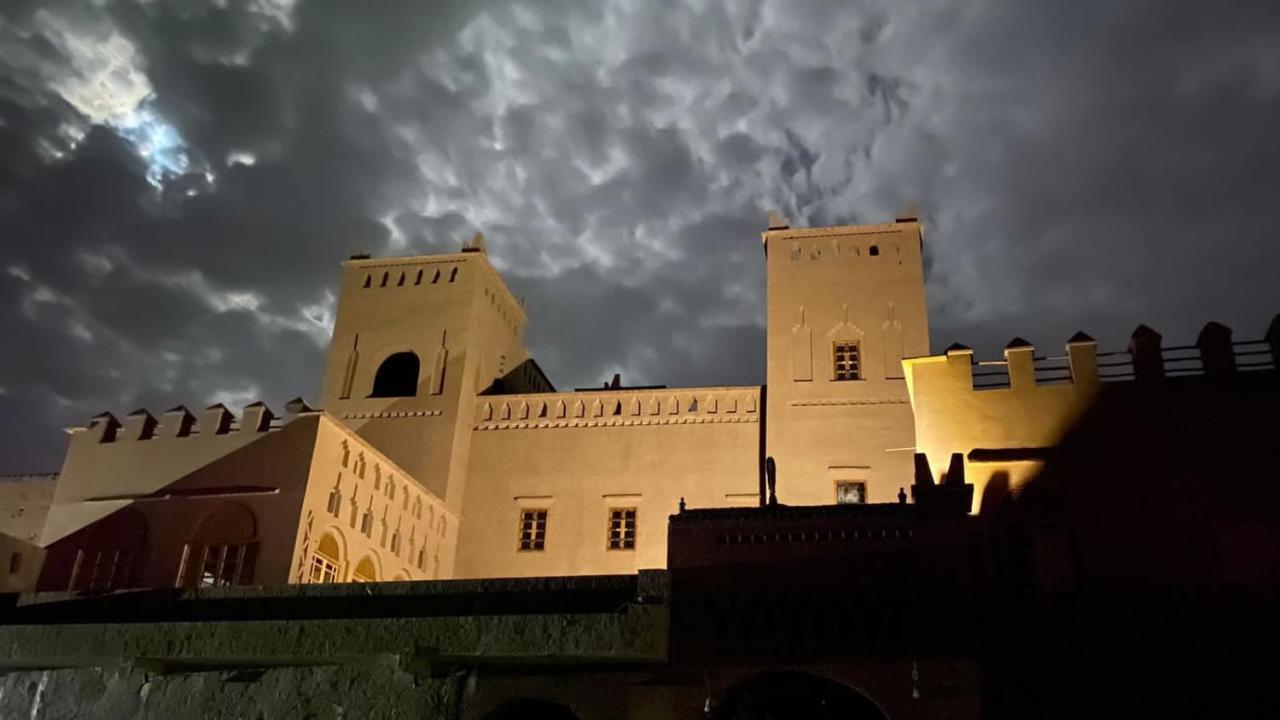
64;501;260;592
309;529;411;583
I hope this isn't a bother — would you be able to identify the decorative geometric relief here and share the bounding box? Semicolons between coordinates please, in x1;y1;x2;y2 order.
518;401;529;420
705;396;718;413
630;397;642;415
792;306;813;381
649;397;661;415
430;343;448;395
667;395;679;414
573;399;585;418
499;403;511;420
725;397;738;413
555;400;567;418
882;302;905;380
745;394;758;413
482;402;493;421
340;335;360;400
592;399;604;417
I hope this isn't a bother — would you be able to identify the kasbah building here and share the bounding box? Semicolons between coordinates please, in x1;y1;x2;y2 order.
1;212;1278;719
8;213;934;589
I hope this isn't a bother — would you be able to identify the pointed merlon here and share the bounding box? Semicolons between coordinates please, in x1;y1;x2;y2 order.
1130;324;1162;340
944;342;972;354
1005;337;1032;350
1067;331;1096;344
284;397;315;414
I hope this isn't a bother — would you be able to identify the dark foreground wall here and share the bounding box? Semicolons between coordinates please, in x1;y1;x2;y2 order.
0;570;978;719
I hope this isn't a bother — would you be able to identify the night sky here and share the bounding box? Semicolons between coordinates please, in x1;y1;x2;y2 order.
3;1;1279;472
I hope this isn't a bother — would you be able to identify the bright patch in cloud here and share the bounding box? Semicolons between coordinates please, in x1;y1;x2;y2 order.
34;9;207;190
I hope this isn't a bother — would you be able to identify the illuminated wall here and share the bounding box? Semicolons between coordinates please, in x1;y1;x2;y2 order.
763;218;929;506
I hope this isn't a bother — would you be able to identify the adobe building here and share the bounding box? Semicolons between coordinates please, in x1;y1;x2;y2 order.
8;215;934;592
0;213;1278;717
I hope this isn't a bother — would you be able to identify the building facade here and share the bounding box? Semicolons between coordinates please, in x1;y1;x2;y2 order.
10;215;931;591
8;213;1276;594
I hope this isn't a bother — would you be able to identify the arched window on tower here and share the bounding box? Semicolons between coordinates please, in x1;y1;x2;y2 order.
178;502;258;588
370;352;420;397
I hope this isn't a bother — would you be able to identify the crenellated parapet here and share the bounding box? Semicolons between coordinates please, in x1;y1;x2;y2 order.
907;315;1279;397
473;386;761;431
73;397;321;445
904;315;1280;514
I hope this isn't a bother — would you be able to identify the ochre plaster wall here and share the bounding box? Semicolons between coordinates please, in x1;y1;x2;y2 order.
39;415;318;590
0;474;56;544
455;387;761;578
41;406;297;548
904;341;1101;511
764;220;929;504
290;414;456;584
321;251;531;515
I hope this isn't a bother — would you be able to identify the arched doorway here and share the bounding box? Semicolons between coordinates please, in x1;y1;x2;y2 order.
711;671;887;720
482;698;579;720
370;351;420;397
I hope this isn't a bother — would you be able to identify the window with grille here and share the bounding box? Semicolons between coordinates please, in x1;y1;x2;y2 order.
518;509;548;551
309;552;339;583
184;543;257;588
607;508;637;550
833;341;861;381
836;481;867;505
69;549;137;592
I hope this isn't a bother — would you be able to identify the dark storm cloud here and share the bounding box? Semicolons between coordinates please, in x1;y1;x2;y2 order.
3;0;1280;471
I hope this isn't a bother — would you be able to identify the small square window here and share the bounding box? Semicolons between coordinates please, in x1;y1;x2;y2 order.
833;341;861;381
518;509;548;551
607;507;637;550
836;481;867;505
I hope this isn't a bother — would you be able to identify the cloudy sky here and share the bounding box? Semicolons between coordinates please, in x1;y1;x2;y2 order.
2;1;1279;472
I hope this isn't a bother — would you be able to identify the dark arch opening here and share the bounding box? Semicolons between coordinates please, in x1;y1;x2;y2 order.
711;671;887;720
370;352;420;398
483;698;579;720
869;245;880;256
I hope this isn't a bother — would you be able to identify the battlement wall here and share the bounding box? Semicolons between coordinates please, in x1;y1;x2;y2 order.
904;315;1280;512
473;386;760;431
